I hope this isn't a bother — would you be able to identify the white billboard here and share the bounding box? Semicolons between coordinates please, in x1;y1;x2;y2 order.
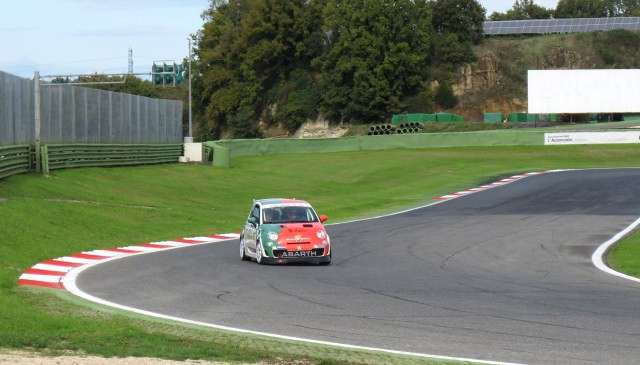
528;69;640;113
545;131;640;145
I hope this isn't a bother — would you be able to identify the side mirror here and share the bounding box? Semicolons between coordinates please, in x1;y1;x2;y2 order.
248;216;258;226
319;214;328;223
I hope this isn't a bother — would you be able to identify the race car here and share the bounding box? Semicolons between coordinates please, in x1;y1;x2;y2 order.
239;199;331;265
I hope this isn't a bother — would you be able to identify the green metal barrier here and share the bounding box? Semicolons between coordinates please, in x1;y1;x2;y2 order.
205;129;545;167
392;113;464;124
41;144;182;175
484;112;503;124
0;145;32;180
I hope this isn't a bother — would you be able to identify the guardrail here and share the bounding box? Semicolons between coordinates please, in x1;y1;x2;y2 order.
0;145;32;179
41;144;183;175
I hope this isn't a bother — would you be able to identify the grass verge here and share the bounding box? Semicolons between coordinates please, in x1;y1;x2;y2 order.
608;232;640;278
3;144;640;364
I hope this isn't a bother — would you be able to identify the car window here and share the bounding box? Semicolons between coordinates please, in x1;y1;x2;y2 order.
250;205;260;223
263;206;318;224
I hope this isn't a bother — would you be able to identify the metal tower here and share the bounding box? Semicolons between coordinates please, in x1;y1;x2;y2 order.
128;48;133;74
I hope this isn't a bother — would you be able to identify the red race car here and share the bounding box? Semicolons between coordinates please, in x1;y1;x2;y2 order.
239;199;332;265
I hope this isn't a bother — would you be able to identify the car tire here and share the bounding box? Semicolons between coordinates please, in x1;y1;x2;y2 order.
255;239;265;265
239;235;249;261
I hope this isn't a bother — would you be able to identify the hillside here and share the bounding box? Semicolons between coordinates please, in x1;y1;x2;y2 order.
452;30;640;121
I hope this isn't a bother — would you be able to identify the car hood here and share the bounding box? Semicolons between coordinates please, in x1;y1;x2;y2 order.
260;222;327;245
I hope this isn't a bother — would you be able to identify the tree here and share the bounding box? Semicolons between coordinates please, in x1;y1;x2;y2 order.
434;82;458;109
194;0;324;138
490;0;553;20
603;0;640;16
432;32;476;70
555;0;607;18
315;0;433;122
432;0;486;45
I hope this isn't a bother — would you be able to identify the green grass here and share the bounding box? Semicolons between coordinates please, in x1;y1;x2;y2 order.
3;144;640;364
608;232;640;278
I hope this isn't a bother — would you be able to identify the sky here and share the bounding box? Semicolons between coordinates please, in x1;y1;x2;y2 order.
0;0;559;79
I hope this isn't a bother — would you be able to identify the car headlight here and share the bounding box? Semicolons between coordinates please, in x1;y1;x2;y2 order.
268;232;279;241
316;230;327;239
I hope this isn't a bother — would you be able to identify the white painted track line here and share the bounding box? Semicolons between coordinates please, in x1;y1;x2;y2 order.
592;216;640;284
63;255;523;365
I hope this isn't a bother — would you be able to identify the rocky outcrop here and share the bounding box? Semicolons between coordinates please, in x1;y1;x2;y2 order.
292;116;349;139
453;54;498;96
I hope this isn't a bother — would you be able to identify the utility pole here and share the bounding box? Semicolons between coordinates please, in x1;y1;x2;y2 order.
33;71;41;172
187;36;193;141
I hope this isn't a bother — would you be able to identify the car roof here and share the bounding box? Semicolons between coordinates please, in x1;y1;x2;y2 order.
255;198;311;207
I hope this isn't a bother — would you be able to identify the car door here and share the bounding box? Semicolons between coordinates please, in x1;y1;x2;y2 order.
245;204;261;252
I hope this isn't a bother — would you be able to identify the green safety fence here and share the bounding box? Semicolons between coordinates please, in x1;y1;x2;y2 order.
0;145;32;180
484;112;503;124
507;113;560;123
41;144;183;175
392;113;464;124
435;113;464;123
205;129;545;167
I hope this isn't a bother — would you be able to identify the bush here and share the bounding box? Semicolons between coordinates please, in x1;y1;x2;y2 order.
435;82;459;109
273;70;320;133
592;30;640;67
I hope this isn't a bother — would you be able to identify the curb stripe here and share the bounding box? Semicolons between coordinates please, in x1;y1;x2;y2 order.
172;238;203;244
184;237;216;242
104;248;140;254
33;263;73;273
56;256;99;264
18;279;64;289
152;241;191;247
212;233;241;239
18;233;239;290
433;171;548;201
141;243;174;249
71;253;108;260
25;268;67;276
83;250;123;257
19;273;63;283
42;259;83;267
119;246;158;252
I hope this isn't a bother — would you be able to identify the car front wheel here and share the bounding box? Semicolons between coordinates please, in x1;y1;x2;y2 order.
255;240;265;265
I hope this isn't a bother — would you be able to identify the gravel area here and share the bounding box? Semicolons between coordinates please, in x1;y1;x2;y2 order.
0;350;244;365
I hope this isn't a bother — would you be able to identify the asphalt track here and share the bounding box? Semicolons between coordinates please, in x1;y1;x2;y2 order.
77;169;640;365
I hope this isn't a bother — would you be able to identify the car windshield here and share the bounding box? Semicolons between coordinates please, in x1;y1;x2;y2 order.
262;206;318;224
